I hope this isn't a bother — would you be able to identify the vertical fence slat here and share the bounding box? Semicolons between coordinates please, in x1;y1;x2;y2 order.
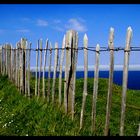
91;44;100;133
104;27;114;136
71;32;78;120
38;39;43;97
25;41;27;95
59;35;65;106
80;34;88;130
47;43;52;102
120;27;132;136
35;41;39;96
27;43;31;97
42;39;48;98
17;43;20;91
52;42;59;103
64;31;72;114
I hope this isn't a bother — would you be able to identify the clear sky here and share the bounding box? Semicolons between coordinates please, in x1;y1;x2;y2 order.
0;4;140;69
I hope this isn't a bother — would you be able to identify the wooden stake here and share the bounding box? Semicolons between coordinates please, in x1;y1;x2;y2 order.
27;43;31;97
52;42;59;103
59;35;65;106
91;44;100;133
42;39;49;98
71;32;78;120
38;39;43;97
35;41;39;96
104;27;114;136
80;34;88;130
120;27;132;136
47;43;52;102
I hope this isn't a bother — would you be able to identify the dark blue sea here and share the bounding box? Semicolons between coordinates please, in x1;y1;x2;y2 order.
32;71;140;90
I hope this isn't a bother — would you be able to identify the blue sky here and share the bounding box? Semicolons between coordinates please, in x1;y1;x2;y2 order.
0;4;140;69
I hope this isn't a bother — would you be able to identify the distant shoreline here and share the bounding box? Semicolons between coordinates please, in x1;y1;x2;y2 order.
30;65;140;72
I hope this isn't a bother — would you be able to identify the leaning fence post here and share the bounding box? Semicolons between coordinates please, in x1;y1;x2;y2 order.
35;41;39;96
120;27;132;136
47;43;52;102
42;39;48;98
52;42;59;103
38;39;43;97
59;35;65;106
80;34;88;130
104;27;114;136
91;44;100;133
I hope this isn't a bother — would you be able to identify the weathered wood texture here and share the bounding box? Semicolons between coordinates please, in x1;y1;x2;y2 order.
64;30;78;114
35;41;39;96
59;35;65;106
42;39;48;98
38;39;43;97
120;27;132;136
52;42;59;103
47;43;52;102
27;43;31;97
80;34;88;129
104;27;115;136
91;44;100;133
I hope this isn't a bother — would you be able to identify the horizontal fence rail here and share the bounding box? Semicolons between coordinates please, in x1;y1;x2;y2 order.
0;27;139;136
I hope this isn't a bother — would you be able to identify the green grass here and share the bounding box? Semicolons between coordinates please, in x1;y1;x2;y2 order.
0;74;139;136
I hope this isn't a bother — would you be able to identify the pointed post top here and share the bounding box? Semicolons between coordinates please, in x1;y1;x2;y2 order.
108;27;114;49
62;35;66;49
45;39;49;49
55;42;58;49
96;44;100;52
83;34;88;48
126;26;132;50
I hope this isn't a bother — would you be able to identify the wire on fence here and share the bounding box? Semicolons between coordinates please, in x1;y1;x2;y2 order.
1;46;140;52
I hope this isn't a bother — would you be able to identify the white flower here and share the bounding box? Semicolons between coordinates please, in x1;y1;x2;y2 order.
2;123;7;128
26;134;28;136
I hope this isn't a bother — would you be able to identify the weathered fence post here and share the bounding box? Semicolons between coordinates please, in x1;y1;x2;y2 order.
13;48;16;83
91;44;100;133
20;38;26;94
27;43;31;97
47;43;52;102
120;27;132;136
17;43;20;90
59;35;65;106
52;42;59;103
80;34;88;129
38;39;43;97
64;30;78;115
25;41;27;95
42;39;48;98
104;27;114;136
15;43;18;87
35;41;39;96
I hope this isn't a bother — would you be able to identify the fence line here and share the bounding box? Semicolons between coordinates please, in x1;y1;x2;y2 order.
0;27;139;136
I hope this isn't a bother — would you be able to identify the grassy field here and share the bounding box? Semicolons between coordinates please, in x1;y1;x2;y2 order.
0;75;139;136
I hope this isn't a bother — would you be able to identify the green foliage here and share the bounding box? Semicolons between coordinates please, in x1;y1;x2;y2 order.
0;75;139;136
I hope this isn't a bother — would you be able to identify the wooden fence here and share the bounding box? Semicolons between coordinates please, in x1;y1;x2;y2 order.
0;27;139;136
